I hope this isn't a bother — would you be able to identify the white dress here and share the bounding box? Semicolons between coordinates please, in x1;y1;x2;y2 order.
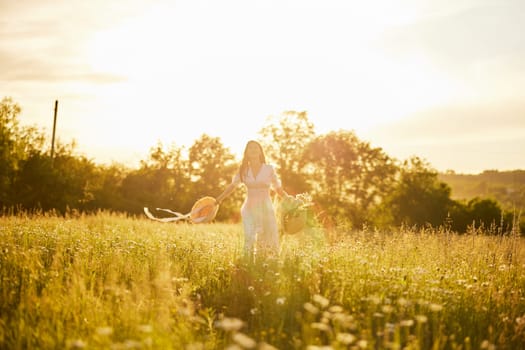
232;164;282;254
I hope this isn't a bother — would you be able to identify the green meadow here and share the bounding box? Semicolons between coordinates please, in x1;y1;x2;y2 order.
1;213;524;349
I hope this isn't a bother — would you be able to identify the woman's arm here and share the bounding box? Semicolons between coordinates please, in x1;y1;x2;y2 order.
275;186;293;199
215;183;237;204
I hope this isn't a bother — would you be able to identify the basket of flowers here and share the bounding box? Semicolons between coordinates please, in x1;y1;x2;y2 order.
279;193;313;235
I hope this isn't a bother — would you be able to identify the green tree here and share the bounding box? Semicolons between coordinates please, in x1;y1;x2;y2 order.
1;97;53;210
467;197;503;231
448;197;508;233
13;141;97;213
188;134;240;221
259;111;316;194
447;200;470;233
302;130;396;228
88;163;128;212
0;97;22;207
121;141;191;214
385;157;453;228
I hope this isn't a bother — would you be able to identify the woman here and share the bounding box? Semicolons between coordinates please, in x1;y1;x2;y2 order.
215;140;291;256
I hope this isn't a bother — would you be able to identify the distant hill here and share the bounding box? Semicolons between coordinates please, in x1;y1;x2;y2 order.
438;170;525;212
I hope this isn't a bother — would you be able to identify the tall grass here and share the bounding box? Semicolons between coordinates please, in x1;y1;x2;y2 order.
1;212;524;349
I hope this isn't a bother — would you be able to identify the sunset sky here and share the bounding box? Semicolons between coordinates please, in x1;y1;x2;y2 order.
2;0;524;174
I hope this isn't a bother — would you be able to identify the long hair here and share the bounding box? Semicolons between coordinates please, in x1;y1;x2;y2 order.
239;140;266;182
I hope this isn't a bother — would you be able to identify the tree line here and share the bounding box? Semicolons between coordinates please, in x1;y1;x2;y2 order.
1;97;522;234
439;170;525;211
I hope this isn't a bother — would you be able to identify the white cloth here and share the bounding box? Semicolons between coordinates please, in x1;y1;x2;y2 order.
232;164;282;254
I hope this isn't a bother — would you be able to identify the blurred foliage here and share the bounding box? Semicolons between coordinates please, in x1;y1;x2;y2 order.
439;170;525;211
1;97;522;234
259;110;316;195
383;157;453;228
301;130;397;229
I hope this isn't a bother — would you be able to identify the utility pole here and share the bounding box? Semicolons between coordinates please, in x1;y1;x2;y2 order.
51;100;58;159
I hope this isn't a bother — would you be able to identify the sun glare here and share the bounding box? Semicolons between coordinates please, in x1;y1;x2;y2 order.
309;52;460;135
86;4;180;78
80;1;463;165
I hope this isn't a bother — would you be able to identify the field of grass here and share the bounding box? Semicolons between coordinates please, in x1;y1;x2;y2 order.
1;213;524;349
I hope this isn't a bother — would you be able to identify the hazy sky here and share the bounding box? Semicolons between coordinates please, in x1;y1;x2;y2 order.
2;0;524;174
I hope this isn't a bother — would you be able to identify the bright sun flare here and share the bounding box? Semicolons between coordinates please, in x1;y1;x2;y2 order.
82;1;461;163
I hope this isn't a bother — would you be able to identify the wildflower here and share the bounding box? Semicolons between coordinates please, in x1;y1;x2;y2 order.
123;339;142;348
137;324;153;333
517;315;525;324
311;322;331;332
233;332;257;349
258;342;278;350
400;319;414;327
332;313;355;328
313;294;330;308
429;303;443;312
276;297;286;305
415;315;428;323
215;317;244;332
328;305;343;313
66;339;87;349
304;302;319;315
248;286;255;292
95;326;113;336
322;311;332;320
357;340;368;349
381;305;394;314
369;295;381;305
480;340;496;350
397;298;408;307
336;332;356;344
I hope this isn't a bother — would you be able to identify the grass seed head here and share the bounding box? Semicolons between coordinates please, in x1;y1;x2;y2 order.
232;332;257;349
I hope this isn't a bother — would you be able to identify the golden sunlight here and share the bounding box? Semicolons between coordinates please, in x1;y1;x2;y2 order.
84;1;460;137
